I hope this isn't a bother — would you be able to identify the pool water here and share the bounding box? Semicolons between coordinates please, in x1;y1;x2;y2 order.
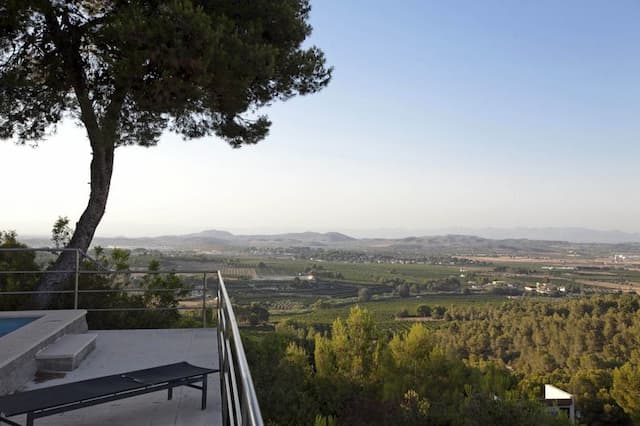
0;317;38;338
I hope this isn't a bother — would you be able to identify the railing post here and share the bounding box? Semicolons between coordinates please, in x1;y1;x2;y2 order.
74;249;80;309
202;272;207;328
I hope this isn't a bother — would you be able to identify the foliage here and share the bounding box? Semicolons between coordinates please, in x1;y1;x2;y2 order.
314;415;336;426
0;231;39;309
457;393;570;426
0;0;332;146
612;354;640;424
245;307;572;425
248;294;640;424
78;249;193;329
432;305;447;319
0;234;195;328
416;304;432;317
396;283;410;298
425;276;462;292
315;306;380;386
243;331;318;426
235;303;270;325
357;287;371;302
51;216;72;249
433;295;640;424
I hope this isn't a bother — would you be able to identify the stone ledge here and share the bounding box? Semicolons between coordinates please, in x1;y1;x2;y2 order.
0;310;88;395
37;334;97;372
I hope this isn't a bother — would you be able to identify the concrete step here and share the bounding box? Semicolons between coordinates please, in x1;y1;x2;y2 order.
36;333;97;372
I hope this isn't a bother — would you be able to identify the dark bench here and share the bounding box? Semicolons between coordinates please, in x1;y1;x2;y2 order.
0;362;218;426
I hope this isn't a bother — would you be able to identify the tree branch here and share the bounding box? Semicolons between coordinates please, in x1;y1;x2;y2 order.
101;83;126;141
43;5;101;146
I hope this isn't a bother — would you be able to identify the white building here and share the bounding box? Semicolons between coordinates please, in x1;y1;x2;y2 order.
544;384;575;423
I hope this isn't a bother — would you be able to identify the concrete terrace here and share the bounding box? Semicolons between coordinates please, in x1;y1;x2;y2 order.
13;328;221;426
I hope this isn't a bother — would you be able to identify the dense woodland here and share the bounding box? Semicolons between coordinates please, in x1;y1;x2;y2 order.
245;295;640;426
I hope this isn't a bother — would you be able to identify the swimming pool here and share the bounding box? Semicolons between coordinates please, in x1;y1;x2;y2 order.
0;317;38;338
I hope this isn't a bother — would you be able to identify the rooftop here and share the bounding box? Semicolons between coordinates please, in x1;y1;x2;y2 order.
15;328;221;426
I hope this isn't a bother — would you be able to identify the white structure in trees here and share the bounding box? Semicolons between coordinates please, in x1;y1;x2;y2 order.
544;384;575;423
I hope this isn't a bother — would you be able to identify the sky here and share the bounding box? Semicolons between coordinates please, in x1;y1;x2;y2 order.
1;0;639;238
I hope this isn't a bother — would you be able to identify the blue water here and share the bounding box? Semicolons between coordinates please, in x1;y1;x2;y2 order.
0;317;38;338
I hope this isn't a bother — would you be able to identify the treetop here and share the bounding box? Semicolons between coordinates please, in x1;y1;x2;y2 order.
0;0;332;147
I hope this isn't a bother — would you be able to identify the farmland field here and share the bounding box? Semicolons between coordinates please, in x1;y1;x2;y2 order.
270;294;508;332
130;251;640;334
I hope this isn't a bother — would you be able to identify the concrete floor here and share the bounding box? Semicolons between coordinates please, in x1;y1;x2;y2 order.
14;329;222;426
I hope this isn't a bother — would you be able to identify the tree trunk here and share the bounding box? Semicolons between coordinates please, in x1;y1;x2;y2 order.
33;142;115;308
30;7;125;308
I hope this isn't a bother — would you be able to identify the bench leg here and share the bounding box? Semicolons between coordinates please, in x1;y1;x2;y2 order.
168;387;173;400
26;413;34;426
201;375;207;410
0;415;24;426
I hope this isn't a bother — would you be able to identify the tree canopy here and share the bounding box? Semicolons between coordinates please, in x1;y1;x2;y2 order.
1;0;331;145
246;306;573;426
0;0;331;305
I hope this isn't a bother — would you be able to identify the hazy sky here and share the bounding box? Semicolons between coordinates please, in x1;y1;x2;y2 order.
1;0;639;238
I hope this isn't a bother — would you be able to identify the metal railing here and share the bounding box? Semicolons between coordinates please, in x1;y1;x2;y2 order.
0;248;264;425
217;271;264;426
0;248;84;309
0;248;216;326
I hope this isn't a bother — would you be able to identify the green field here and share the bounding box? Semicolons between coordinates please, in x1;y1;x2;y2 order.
237;257;475;283
270;294;507;332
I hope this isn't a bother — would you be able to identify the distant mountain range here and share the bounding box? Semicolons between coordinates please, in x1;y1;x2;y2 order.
431;227;640;244
19;228;640;255
21;230;357;251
